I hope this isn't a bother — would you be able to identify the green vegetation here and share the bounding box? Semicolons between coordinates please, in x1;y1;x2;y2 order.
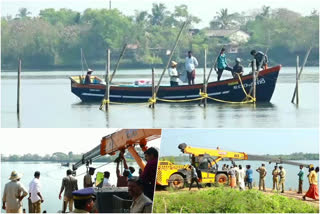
1;5;319;69
160;152;319;163
153;187;319;213
1;151;138;163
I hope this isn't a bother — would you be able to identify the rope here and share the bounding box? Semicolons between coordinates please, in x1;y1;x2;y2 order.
98;74;255;106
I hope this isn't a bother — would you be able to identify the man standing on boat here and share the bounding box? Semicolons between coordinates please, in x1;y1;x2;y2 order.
84;69;94;84
250;50;268;71
215;48;233;81
168;61;179;86
232;58;244;78
185;51;198;85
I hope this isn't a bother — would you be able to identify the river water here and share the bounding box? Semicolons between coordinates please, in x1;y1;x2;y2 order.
1;67;318;128
1;161;140;213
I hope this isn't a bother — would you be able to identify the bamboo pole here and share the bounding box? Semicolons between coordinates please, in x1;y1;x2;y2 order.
102;49;111;111
110;43;127;83
252;59;256;102
149;68;155;108
291;46;312;103
206;48;223;84
295;55;299;105
203;49;207;107
17;59;21;115
155;22;186;95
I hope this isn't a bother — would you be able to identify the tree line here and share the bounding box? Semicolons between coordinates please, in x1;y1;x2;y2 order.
1;4;319;70
1;151;137;162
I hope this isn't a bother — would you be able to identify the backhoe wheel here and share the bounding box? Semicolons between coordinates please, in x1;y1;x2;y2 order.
169;174;184;189
215;173;228;184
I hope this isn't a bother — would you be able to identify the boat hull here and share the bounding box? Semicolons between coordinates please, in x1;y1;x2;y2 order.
70;65;281;103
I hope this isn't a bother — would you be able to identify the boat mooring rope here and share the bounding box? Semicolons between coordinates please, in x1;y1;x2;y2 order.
99;74;255;108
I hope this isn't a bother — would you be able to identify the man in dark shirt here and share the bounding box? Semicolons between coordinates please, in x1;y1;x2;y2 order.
84;69;93;84
250;50;268;71
59;169;78;213
232;58;244;78
140;147;158;201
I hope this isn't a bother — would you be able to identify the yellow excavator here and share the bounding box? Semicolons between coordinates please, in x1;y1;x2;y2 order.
157;143;312;189
157;143;248;189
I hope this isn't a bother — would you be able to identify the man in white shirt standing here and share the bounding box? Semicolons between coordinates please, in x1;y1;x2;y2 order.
185;51;198;85
168;61;179;86
102;171;112;187
2;171;28;213
29;171;44;213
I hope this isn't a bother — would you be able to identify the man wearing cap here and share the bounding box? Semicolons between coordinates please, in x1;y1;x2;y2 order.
215;48;233;81
232;58;244;78
29;171;44;213
168;61;179;86
185;51;198;85
2;171;28;213
84;69;93;84
83;167;95;188
72;188;95;213
278;166;286;193
128;177;152;213
59;169;78;213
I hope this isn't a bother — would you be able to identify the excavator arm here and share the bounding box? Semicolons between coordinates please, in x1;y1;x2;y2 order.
72;129;161;171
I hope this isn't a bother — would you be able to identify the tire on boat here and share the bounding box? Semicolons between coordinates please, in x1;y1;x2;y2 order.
169;174;185;189
215;173;228;184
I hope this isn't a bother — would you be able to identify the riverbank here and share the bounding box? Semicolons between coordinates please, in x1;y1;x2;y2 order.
153;186;319;213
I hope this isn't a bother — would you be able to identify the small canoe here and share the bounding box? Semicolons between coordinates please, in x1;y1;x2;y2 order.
70;65;281;103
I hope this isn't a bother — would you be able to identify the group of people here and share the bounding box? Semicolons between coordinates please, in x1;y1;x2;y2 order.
168;48;268;87
2;171;45;213
2;147;159;213
222;163;319;201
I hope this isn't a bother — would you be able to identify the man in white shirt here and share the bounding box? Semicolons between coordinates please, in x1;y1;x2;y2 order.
29;171;44;213
168;61;179;86
102;171;112;187
2;171;28;213
185;51;198;85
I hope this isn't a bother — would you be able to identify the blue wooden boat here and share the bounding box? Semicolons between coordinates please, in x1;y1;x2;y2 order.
69;65;281;103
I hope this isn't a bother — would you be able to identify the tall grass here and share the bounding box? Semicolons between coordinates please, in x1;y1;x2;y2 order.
153;187;319;213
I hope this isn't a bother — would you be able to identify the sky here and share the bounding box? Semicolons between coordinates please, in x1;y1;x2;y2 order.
1;0;319;28
0;128;161;156
160;128;319;156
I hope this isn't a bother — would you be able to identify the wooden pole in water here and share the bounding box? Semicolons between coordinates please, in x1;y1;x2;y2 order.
252;59;256;102
295;55;299;105
291;46;312;103
17;59;21;115
110;43;127;83
104;49;111;110
203;48;207;107
150;68;155;108
155;22;186;95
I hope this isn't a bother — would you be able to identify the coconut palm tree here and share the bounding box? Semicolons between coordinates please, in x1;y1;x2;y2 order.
16;8;31;19
149;3;167;26
210;9;237;29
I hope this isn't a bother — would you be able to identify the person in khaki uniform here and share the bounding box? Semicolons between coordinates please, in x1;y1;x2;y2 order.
272;166;279;191
59;169;78;213
2;171;28;213
279;166;286;193
128;177;152;213
256;164;267;191
83;167;95;188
